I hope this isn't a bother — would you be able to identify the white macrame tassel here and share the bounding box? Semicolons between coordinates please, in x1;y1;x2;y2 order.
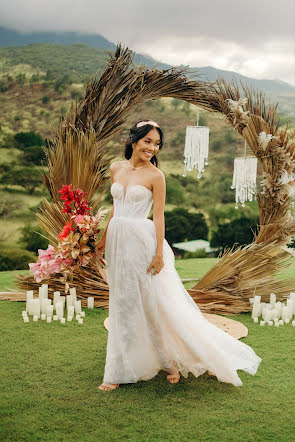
183;126;209;178
231;157;258;208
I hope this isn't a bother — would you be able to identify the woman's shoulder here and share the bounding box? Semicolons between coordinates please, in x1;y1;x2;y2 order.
110;160;128;171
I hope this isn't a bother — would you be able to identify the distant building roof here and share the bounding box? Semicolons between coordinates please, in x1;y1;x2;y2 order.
172;239;217;253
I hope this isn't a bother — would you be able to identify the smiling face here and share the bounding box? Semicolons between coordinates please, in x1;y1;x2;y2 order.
131;128;161;163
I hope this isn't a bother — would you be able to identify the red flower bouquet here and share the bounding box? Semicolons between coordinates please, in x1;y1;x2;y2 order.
29;184;108;284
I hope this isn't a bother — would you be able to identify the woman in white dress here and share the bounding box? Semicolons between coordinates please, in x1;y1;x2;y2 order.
97;119;262;391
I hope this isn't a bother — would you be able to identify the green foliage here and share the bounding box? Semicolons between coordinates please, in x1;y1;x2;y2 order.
14;131;44;149
16;73;26;86
54;74;73;94
0;166;42;194
19;224;49;253
170;129;185;147
198;114;207;126
224;128;235;143
211;215;259;251
41;95;50;104
0;248;36;271
69;88;83;101
20;145;46;166
183;248;207;259
181;101;192;116
171;98;181;110
166;177;187;205
164;207;208;245
0;194;22;218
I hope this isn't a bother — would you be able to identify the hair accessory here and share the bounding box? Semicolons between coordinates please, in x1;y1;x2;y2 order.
136;120;160;128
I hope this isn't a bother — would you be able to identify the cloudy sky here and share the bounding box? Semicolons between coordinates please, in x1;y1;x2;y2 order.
1;0;295;85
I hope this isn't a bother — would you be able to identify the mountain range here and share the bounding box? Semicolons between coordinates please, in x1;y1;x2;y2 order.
1;26;294;94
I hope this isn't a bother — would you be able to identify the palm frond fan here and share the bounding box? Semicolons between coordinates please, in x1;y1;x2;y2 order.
231;140;258;208
183;110;210;178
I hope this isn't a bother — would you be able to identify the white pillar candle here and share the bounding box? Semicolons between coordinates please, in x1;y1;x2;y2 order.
46;305;54;317
254;295;261;303
47;316;52;323
24;316;29;323
279;319;284;325
260;320;265;326
67;315;73;321
41;313;46;320
53;291;61;308
268;320;273;326
66;295;74;309
74;300;81;314
69;287;77;303
78;318;83;324
30;299;41;317
252;303;260;318
284;318;290;324
60;296;66;306
67;305;75;317
60;318;66;324
56;301;64;320
80;311;85;318
253;317;258;323
275;322;279;327
76;314;81;320
41;299;48;315
287;299;293;318
26;290;34;312
53;315;58;321
270;293;276;305
87;297;94;309
292;320;295;326
33;315;39;321
22;310;27;316
41;284;48;298
264;310;272;323
282;306;289;321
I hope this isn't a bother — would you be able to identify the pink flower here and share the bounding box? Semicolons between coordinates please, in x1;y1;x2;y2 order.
29;245;62;282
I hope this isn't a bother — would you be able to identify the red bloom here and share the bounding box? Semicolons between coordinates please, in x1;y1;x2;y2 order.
58;221;72;240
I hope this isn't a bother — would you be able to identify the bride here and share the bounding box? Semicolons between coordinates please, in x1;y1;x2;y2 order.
96;119;262;391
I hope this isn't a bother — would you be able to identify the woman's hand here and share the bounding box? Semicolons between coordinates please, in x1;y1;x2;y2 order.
146;253;164;276
95;237;106;257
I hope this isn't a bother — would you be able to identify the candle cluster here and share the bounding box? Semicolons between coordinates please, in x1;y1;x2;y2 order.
22;284;95;324
250;292;295;327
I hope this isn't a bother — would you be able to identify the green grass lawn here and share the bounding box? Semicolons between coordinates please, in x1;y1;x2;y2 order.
1;262;295;441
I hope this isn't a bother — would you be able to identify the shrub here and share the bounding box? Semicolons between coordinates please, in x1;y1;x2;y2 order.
0;248;36;271
19;224;49;253
14;131;44;149
42;95;50;104
183;249;207;259
21;145;46;165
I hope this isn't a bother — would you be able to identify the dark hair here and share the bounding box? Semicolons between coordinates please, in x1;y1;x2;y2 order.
124;119;164;168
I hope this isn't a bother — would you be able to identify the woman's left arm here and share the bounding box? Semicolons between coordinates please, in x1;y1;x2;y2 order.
152;171;166;256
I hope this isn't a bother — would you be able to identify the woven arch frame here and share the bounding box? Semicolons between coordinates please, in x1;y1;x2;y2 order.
18;44;295;314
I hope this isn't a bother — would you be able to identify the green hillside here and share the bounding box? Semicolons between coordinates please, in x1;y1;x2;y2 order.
0;43;293;270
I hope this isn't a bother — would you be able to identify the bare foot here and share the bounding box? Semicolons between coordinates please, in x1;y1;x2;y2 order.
98;382;119;391
166;371;180;384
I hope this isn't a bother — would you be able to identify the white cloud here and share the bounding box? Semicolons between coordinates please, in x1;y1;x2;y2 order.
0;0;294;85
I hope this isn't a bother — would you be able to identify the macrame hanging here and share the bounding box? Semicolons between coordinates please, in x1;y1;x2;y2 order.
183;110;210;178
231;141;258;208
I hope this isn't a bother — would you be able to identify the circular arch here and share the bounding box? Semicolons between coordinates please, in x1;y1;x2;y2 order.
18;44;295;314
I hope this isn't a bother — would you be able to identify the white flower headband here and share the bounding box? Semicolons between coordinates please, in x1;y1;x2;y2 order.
136;120;159;128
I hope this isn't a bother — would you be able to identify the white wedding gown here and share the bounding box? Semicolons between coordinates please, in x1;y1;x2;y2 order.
102;181;262;386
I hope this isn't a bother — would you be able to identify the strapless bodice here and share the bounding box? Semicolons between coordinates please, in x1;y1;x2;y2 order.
110;182;153;218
